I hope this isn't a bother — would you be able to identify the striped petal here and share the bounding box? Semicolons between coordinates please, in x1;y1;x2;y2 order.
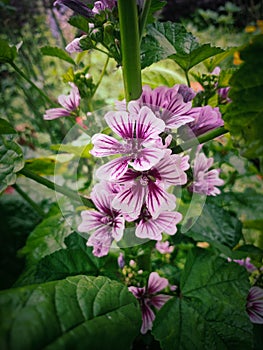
90;134;124;157
105;110;134;139
95;156;130;180
136;106;165;142
130;148;166;171
146;182;176;219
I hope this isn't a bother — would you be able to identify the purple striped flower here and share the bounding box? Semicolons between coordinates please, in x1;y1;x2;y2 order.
125;206;182;241
129;272;171;334
246;286;263;324
92;0;116;14
91;105;166;180
183;105;224;137
78;182;124;257
120;84;196;130
190;150;224;196
112;151;189;219
189;149;224;196
44;83;80;120
155;240;175;254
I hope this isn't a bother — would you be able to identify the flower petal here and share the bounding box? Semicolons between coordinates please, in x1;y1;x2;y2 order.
90;134;124;157
78;210;105;232
112;215;125;241
150;294;171;310
95;156;130;180
147;272;169;294
112;182;146;219
141;302;155;334
136;106;165;142
130;148;166;171
146;182;176;219
105;110;134;139
86;226;113;257
43;108;71;120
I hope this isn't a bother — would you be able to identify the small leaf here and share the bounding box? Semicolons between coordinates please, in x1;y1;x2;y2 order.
68;15;91;33
19;214;72;264
0;275;141;350
142;59;186;88
40;46;75;65
0;118;16;134
0;136;24;194
153;248;253;349
0;38;17;63
184;199;242;249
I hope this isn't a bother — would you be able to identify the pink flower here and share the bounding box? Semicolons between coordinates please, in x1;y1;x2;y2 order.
65;36;87;53
92;0;116;14
183;105;224;137
112;151;189;219
91;105;166;180
155;240;174;254
44;83;80;120
117;85;195;130
132;206;182;241
189;150;224;196
129;272;171;334
231;257;257;273
246;286;263;324
78;182;124;257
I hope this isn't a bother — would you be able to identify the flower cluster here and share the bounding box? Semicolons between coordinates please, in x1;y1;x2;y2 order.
76;84;225;257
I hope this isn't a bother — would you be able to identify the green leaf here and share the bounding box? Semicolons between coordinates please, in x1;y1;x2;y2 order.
40;46;76;65
0;275;141;350
0;38;17;63
146;0;167;24
153;248;253;349
19;214;72;264
0;118;16;134
68;15;91;33
184;199;242;249
24;154;73;176
142;59;186;88
141;22;224;70
0;136;24;194
224;35;263;158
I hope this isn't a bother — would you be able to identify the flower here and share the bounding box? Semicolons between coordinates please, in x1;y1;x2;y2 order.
183;105;224;137
117;252;125;269
54;0;93;18
246;286;263;324
129;272;171;334
231;257;257;273
155;240;174;254
112;151;189;219
189;149;224;196
130;206;182;241
65;35;87;53
92;0;116;14
44;83;80;120
117;85;195;130
78;182;124;257
91;105;166;180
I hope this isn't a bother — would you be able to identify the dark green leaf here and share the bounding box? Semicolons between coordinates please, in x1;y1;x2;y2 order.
224;35;263;158
146;0;167;24
68;15;91;33
40;46;75;65
0;38;17;63
0;275;141;350
19;214;72;264
184;199;242;249
141;22;224;70
0;118;16;134
0;136;24;194
153;248;253;350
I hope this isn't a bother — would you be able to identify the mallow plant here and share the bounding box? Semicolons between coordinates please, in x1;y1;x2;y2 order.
0;1;262;349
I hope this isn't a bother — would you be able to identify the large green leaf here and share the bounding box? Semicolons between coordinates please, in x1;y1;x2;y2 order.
0;136;24;194
141;22;223;70
19;214;72;264
184;199;242;249
153;248;253;349
0;275;141;350
0;38;17;63
223;35;263;158
40;46;76;65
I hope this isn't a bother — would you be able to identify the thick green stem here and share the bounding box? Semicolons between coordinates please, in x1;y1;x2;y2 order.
139;0;152;44
19;167;95;208
13;184;45;217
172;126;228;154
118;0;142;101
10;62;55;106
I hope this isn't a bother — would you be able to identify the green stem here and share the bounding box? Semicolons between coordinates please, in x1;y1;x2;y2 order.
139;0;152;44
13;184;45;217
118;0;142;101
92;56;110;97
137;241;155;271
172;126;229;154
9;62;55;106
19;167;95;208
184;69;191;87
